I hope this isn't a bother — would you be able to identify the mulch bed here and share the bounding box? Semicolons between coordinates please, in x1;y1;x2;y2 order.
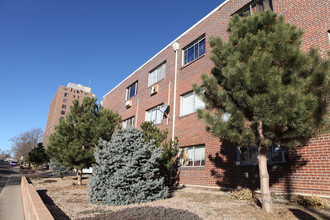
78;206;203;220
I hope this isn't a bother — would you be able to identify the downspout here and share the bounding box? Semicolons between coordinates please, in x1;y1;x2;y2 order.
172;42;180;141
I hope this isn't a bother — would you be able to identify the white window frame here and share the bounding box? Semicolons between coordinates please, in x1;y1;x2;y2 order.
148;62;166;86
180;89;205;116
179;145;205;167
126;81;138;100
122;116;135;129
145;104;163;124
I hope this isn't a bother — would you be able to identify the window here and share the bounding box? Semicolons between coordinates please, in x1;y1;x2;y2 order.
64;93;68;97
61;111;65;115
60;116;64;120
63;98;67;103
179;145;205;167
64;88;68;91
126;81;138;100
180;90;205;116
73;95;75;98
62;104;66;109
235;0;273;16
183;37;205;65
236;143;287;165
148;63;166;86
145;104;163;124
122;116;135;129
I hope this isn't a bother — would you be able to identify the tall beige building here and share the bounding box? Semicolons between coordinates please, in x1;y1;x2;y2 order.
44;83;94;146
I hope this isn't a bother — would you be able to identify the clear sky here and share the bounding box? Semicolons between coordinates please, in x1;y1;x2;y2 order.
0;0;224;152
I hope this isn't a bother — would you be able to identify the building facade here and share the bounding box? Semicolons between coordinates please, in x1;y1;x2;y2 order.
102;0;330;198
44;83;94;145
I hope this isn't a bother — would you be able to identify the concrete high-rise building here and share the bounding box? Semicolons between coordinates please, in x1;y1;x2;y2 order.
44;83;94;146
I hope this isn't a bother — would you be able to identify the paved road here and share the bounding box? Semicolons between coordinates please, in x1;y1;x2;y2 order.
0;164;24;220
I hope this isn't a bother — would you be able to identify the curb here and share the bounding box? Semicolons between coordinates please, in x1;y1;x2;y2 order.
21;176;54;220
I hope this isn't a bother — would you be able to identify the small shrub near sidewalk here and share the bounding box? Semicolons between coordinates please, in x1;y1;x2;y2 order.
230;189;253;200
289;195;329;208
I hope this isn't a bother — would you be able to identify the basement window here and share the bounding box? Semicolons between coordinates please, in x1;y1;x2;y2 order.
236;143;287;165
179;145;205;167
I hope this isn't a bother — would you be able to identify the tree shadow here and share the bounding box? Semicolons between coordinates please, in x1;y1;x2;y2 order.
37;190;70;220
289;208;318;220
208;140;308;198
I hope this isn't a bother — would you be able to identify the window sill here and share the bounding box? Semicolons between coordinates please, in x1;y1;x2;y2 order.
179;166;205;170
179;112;198;119
180;54;205;70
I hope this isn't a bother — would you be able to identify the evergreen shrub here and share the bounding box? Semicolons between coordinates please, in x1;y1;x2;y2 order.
89;127;168;205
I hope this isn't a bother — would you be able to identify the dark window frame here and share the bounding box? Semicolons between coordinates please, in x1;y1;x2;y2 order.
126;81;138;100
183;35;206;65
233;0;273;17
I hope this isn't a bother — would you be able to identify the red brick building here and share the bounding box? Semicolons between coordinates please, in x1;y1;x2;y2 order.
44;83;94;146
102;0;330;199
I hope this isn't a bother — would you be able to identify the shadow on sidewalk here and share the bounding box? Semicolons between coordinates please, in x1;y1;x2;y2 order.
37;190;70;220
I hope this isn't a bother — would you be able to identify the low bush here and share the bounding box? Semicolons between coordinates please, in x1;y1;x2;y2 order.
230;188;253;200
289;195;329;208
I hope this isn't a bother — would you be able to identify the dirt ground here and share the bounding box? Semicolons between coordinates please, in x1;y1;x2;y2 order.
28;174;330;220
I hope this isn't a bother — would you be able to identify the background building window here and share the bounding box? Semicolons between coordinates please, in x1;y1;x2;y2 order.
62;104;66;109
148;63;166;86
122;116;135;129
180;90;205;116
126;81;138;100
61;111;65;115
145;104;163;124
64;93;68;97
179;145;205;167
63;98;67;103
184;38;205;65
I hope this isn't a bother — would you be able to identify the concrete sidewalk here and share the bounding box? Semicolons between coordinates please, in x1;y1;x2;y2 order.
0;167;24;220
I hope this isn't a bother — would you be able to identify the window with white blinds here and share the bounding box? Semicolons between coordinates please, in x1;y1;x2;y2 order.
145;104;163;124
148;63;166;86
180;90;205;116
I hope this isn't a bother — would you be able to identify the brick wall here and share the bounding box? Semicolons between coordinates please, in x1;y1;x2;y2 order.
102;0;330;198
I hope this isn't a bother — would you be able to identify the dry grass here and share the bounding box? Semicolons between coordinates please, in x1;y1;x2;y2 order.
30;176;330;220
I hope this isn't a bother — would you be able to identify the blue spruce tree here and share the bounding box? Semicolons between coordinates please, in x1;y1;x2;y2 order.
89;127;168;205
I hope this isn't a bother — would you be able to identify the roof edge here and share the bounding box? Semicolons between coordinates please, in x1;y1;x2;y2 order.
103;0;231;99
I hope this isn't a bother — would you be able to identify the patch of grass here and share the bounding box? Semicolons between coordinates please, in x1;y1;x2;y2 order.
289;195;329;208
230;189;253;200
79;209;110;215
180;192;229;203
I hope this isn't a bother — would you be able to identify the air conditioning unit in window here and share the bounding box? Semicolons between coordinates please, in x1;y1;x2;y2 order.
125;99;132;108
150;84;159;95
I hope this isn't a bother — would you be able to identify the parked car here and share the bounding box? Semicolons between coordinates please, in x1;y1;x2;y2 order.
9;161;18;166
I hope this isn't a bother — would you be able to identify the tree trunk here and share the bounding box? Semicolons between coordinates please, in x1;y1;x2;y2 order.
258;146;273;214
77;169;82;185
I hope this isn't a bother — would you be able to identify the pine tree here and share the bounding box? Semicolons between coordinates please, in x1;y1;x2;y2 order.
141;121;179;185
47;97;121;185
89;127;168;205
26;143;49;168
49;159;70;179
193;10;329;213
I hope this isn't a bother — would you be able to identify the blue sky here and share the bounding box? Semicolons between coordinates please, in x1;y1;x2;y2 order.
0;0;224;152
